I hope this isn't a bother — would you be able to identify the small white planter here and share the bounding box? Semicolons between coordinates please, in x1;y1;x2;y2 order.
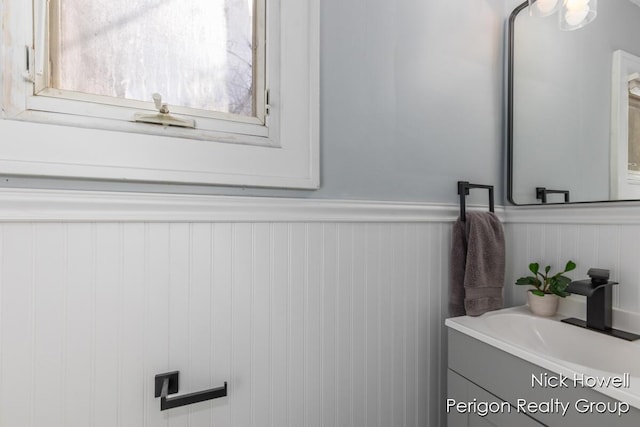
527;291;560;316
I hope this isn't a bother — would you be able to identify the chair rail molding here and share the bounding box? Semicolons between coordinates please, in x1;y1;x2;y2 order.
0;187;505;223
505;202;640;225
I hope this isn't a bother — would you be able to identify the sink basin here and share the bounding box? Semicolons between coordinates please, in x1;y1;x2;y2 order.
446;306;640;409
482;312;640;377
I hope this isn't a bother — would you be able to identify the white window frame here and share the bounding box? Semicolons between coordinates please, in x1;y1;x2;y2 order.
0;0;319;189
611;50;640;199
34;0;268;138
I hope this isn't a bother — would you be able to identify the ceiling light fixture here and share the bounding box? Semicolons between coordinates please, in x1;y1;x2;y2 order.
528;0;597;31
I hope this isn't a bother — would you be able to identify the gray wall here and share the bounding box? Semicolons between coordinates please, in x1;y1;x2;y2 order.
1;0;507;205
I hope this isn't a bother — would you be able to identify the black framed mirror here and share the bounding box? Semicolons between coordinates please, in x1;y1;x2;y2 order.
508;0;640;205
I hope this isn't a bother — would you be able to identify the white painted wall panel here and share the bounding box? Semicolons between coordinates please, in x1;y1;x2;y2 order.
120;224;146;427
211;223;233;426
34;224;66;427
270;223;290;427
252;223;272;427
364;224;382;427
0;220;450;427
305;223;323;427
94;224;121;427
505;222;640;313
144;223;171;427
167;223;191;427
619;226;640;312
2;224;36;427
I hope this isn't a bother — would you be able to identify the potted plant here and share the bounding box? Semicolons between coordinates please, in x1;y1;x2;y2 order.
515;260;576;316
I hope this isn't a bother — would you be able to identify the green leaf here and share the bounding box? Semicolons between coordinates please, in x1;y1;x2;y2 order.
544;265;551;274
564;260;576;272
531;289;545;297
554;275;571;288
516;276;539;287
529;263;539;275
549;275;572;295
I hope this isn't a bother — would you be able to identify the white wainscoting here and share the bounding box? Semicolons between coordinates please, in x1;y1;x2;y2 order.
505;205;640;313
0;190;467;427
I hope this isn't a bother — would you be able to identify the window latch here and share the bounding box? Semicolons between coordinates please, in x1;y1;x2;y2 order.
134;93;196;128
265;89;270;115
152;93;171;114
22;46;35;83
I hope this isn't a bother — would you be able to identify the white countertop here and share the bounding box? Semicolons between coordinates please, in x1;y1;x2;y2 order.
445;304;640;409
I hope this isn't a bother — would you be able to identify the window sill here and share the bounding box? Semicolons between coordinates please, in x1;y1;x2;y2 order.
0;115;319;189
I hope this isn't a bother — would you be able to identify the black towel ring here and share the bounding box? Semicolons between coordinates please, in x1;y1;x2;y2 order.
457;181;494;222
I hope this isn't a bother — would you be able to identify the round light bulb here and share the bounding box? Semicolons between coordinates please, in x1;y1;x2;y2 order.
529;0;560;17
565;0;589;10
563;0;590;27
535;0;559;15
559;0;597;31
564;8;589;26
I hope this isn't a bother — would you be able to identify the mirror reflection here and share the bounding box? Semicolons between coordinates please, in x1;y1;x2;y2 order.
509;0;640;204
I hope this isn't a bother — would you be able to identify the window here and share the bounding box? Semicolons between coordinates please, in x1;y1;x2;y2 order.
34;0;267;136
0;0;319;188
611;50;640;199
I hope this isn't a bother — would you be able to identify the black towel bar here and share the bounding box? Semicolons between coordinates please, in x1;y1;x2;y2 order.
154;371;227;411
536;187;570;204
457;181;495;222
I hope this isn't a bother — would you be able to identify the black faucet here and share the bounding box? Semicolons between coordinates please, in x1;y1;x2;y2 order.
561;268;640;341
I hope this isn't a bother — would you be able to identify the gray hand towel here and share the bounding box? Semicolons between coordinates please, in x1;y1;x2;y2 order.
449;211;505;317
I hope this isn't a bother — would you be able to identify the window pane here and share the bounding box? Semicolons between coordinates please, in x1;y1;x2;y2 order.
52;0;255;116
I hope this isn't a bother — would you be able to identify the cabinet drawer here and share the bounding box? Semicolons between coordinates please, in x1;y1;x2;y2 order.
449;369;544;427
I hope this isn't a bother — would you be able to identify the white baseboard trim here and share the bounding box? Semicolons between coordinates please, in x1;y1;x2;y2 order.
0;188;506;223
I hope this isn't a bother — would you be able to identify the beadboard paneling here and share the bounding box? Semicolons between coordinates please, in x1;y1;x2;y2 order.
0;221;451;427
504;223;640;313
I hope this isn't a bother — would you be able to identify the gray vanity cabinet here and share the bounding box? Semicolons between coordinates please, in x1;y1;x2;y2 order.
447;329;640;427
449;369;543;427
